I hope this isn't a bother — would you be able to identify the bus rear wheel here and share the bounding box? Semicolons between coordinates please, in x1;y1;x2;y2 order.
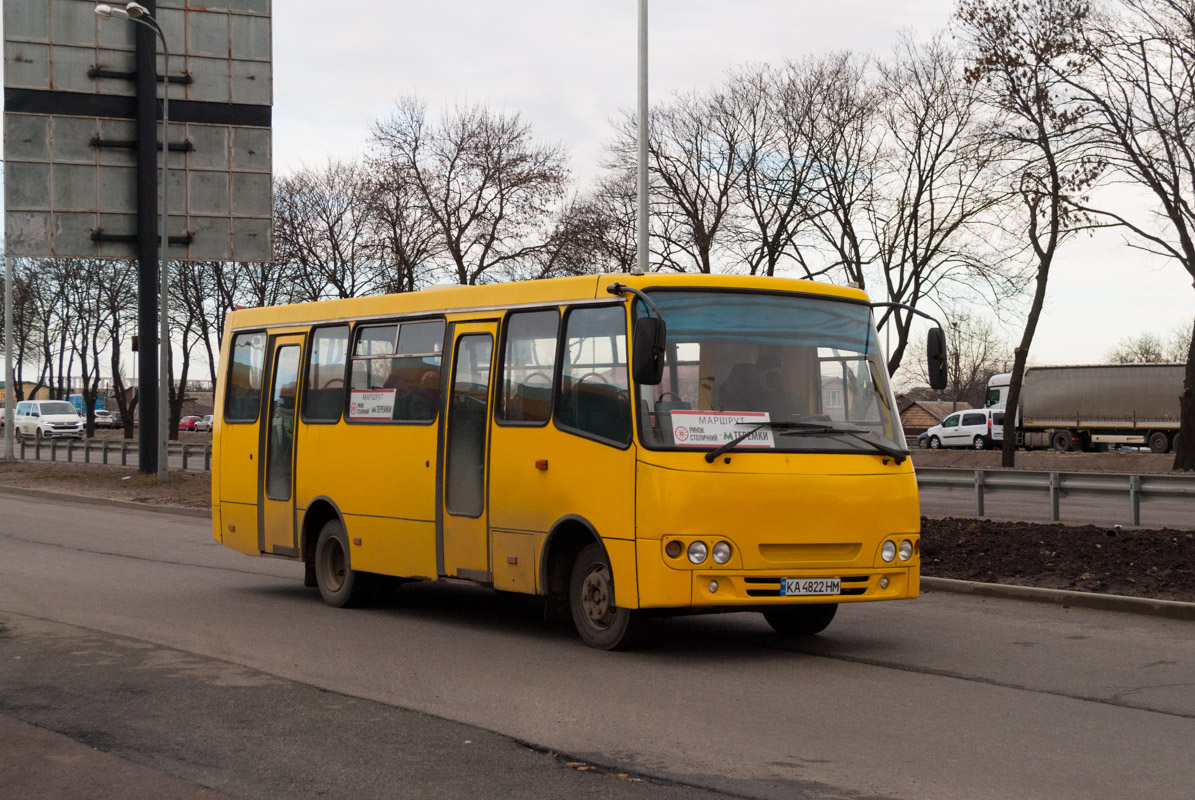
314;518;368;608
762;604;838;636
569;542;643;650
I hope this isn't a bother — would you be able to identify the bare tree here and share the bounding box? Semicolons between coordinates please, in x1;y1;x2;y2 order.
957;0;1105;467
96;260;138;438
900;308;1014;407
871;33;1014;376
1107;322;1194;363
366;159;441;293
1;261;39;401
802;52;884;289
561;169;639;274
724;64;823;277
1107;331;1169;362
370;98;570;285
610;88;746;273
274;161;380;301
1065;0;1195;468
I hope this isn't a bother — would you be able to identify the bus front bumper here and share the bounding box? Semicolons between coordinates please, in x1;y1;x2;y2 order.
635;541;919;609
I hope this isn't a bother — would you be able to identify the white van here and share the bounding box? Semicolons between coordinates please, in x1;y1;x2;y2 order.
923;408;1005;450
14;400;85;441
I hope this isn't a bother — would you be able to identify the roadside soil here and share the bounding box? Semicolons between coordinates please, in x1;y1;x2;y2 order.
1;444;1192;603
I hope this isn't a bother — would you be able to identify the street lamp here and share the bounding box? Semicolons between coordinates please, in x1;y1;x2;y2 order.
96;2;171;481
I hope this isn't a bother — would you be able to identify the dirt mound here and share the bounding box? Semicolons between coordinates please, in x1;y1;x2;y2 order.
922;517;1195;603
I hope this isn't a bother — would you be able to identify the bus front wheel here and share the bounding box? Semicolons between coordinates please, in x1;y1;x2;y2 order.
569;542;643;650
314;518;368;608
762;603;838;636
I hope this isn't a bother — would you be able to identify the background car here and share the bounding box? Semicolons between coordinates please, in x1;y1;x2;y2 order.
178;415;203;432
923;408;1004;450
195;414;214;432
14;399;85;441
93;409;120;428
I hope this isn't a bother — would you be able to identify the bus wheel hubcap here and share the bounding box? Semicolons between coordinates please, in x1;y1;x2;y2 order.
581;568;613;627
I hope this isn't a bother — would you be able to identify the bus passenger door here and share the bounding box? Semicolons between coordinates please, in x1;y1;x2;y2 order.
259;334;304;557
439;322;497;581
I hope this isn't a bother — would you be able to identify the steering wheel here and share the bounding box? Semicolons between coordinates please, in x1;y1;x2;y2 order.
576;372;610;385
324;378;344;389
657;391;683;402
522;371;552;388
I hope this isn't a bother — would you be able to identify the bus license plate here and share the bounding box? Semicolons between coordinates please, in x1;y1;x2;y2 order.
781;578;841;596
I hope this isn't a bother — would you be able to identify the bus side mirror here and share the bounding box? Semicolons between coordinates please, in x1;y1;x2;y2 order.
927;327;948;391
632;317;667;386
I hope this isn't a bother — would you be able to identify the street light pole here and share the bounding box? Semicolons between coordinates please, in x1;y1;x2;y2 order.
635;0;649;276
96;2;170;481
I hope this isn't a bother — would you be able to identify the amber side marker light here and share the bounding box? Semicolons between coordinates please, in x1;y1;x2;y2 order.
665;540;684;558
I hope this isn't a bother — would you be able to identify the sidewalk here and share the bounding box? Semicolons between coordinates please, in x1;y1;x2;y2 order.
0;715;241;800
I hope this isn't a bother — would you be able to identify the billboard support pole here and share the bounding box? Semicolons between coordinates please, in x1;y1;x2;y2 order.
134;2;159;476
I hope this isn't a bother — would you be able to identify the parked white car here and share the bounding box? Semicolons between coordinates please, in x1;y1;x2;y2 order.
923;408;1005;450
14;400;85;441
93;409;120;428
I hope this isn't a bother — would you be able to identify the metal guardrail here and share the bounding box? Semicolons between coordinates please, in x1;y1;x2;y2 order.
10;439;212;471
916;467;1195;526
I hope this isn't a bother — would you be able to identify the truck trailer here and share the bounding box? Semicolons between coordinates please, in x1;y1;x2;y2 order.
986;364;1184;453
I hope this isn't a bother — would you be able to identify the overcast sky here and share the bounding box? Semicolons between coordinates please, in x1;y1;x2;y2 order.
269;0;1191;366
4;1;1192;370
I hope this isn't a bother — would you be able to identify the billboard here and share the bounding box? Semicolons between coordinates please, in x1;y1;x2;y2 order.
3;0;273;262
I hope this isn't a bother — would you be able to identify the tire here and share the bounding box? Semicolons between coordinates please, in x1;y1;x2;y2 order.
314;518;369;608
1148;431;1170;454
762;603;838;636
973;435;987;450
929;436;942;450
1051;430;1072;452
35;428;43;441
569;542;643;650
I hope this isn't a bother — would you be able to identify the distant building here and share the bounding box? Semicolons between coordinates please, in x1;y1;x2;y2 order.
899;399;958;436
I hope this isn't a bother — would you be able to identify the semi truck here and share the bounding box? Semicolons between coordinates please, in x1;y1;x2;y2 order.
986;364;1184;453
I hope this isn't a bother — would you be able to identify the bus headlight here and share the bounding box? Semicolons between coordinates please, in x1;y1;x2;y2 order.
881;541;897;562
665;540;683;559
687;541;708;564
711;541;732;565
898;539;914;561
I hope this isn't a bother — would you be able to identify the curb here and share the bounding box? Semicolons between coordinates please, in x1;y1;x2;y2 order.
922;576;1195;620
0;485;208;519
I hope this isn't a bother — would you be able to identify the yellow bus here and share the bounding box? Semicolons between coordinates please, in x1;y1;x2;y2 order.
211;273;946;649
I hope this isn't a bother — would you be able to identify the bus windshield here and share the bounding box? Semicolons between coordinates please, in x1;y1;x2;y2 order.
636;290;905;455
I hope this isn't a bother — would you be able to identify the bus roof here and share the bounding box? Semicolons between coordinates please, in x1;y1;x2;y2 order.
224;272;871;332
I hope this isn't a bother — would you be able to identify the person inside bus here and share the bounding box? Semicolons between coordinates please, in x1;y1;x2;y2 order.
408;369;440;421
718;362;765;413
718;353;787;418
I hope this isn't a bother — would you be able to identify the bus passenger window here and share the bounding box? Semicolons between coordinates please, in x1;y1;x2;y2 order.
348;320;444;423
304;326;349;423
500;309;559;423
558;306;631;446
225;332;266;423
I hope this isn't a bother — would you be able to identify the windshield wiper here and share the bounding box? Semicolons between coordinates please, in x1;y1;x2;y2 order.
702;420;820;463
779;423;908;464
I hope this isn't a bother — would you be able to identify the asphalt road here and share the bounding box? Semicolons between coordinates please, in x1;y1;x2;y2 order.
1;494;1193;800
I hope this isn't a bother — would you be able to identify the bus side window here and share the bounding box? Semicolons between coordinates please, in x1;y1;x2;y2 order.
499;309;559;424
225;332;266;423
303;325;349;423
558;306;631;446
